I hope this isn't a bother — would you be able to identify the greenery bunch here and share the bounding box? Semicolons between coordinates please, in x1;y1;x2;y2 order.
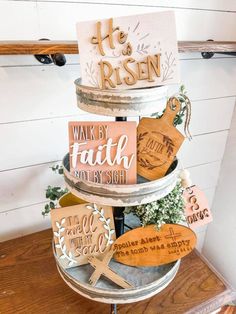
125;183;185;228
42;165;68;216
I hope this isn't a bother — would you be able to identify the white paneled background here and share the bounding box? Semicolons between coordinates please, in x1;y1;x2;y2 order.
0;0;236;280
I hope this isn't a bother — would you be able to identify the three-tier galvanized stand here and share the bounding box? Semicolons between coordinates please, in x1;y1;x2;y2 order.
55;81;181;312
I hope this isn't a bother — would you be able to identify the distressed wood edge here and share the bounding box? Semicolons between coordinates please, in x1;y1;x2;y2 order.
178;41;236;53
0;41;235;55
185;289;236;314
186;250;236;314
194;249;236;292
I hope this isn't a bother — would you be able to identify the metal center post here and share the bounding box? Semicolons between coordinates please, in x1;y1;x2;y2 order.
113;116;127;237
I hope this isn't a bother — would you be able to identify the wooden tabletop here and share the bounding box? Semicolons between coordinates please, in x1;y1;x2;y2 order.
0;229;235;314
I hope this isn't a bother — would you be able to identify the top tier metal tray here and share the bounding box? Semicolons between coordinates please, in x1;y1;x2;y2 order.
75;79;168;117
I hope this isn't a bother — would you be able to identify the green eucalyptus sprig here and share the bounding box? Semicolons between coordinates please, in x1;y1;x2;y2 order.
42;165;68;216
51;164;64;175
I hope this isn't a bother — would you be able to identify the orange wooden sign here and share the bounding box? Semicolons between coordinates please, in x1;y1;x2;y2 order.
69;121;137;184
137;98;184;180
51;203;116;269
183;185;213;229
113;224;196;267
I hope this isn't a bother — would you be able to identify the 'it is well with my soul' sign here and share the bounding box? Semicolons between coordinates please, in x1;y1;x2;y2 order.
51;203;116;269
77;11;179;89
69;121;136;184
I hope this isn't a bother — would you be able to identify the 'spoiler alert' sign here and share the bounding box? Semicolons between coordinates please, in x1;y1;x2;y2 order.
113;224;196;267
77;11;179;89
69;121;137;184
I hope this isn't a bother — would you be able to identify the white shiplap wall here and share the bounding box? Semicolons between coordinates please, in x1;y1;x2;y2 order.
0;1;236;254
202;106;236;289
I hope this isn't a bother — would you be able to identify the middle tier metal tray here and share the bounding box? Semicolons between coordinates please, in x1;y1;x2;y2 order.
63;154;179;207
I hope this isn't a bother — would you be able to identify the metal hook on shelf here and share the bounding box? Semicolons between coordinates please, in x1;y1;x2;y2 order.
34;39;66;66
201;51;236;59
201;39;236;59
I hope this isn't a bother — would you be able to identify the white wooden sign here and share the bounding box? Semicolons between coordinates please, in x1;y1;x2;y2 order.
77;11;180;89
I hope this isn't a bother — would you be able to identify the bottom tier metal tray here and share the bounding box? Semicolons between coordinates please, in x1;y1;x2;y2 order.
54;249;180;304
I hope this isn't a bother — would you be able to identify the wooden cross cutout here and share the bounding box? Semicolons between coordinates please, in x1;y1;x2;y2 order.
87;247;133;289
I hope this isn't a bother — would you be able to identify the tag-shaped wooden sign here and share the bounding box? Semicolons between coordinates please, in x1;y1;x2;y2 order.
76;11;179;89
113;224;196;267
69;121;136;184
183;185;213;229
51;203;116;269
137;98;184;180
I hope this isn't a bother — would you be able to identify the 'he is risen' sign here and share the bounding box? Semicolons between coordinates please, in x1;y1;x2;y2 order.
77;11;179;89
69;121;136;184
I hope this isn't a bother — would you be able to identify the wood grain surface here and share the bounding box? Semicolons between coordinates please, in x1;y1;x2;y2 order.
0;229;234;314
137;98;184;180
0;41;78;55
114;224;196;267
0;41;235;55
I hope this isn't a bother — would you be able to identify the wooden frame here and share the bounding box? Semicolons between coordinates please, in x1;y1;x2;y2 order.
0;40;235;55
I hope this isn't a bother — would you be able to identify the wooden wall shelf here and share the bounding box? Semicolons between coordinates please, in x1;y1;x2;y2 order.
0;40;235;55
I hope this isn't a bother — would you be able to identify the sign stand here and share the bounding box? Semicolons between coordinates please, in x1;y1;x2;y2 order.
111;304;117;314
113;206;125;237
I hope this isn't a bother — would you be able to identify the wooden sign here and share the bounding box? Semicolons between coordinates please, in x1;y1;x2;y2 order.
137;98;184;180
137;98;185;180
69;121;136;184
88;248;133;289
51;203;116;268
76;11;179;89
183;185;213;229
113;224;196;267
